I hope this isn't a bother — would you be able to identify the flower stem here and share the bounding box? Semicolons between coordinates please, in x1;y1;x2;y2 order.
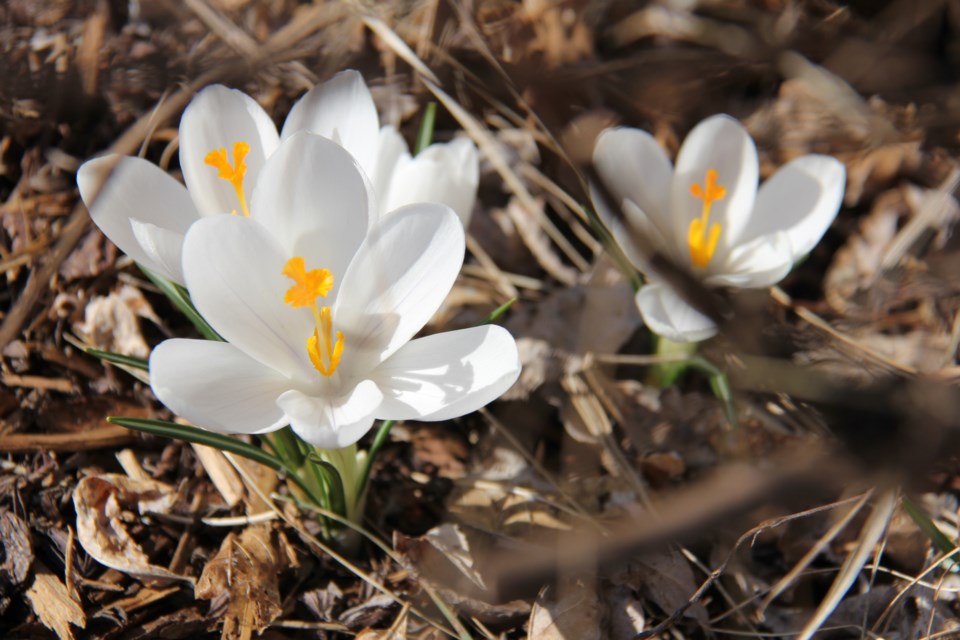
650;335;699;387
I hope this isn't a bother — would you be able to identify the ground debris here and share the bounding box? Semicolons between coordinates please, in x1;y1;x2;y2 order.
195;524;288;640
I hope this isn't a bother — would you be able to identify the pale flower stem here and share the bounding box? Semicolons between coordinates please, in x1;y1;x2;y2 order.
649;336;739;431
650;335;699;387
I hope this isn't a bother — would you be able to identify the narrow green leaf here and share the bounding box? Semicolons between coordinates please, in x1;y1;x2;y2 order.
358;419;394;497
414;102;437;155
140;267;222;341
480;297;517;325
902;495;958;571
107;416;325;506
84;348;149;371
307;455;347;517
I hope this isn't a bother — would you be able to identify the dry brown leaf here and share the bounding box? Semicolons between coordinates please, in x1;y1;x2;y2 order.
74;287;151;358
25;561;86;640
73;474;194;584
633;550;707;624
195;524;286;640
823;188;903;316
528;580;602;640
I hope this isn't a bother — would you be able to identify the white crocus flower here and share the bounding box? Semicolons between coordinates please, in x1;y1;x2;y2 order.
592;114;845;343
148;133;518;448
77;70;479;285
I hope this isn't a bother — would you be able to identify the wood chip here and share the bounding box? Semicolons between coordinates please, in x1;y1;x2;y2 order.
25;561;86;640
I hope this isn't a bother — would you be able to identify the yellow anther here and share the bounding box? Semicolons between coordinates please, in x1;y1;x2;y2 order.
282;257;343;377
687;168;726;269
204;141;251;217
306;307;344;377
282;257;333;308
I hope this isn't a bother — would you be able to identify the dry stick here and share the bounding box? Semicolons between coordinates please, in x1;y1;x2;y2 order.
0;4;343;350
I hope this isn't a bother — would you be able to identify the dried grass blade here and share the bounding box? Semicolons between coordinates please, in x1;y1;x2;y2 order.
797;489;896;640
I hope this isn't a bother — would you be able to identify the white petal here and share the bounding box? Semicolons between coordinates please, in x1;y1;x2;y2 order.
179;85;279;217
280;70;380;180
591;183;674;271
708;232;793;289
277;380;382;448
635;283;718;343
150;339;290;434
372;325;520;421
672;115;759;257
370;126;409;211
249;132;375;288
383;138;479;226
130;221;186;284
742;155;846;257
182;215;315;379
593;127;674;243
334;205;464;374
78;155;198;284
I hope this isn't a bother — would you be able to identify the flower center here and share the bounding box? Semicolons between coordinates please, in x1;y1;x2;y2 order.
205;141;251;218
282;257;343;377
687;168;726;269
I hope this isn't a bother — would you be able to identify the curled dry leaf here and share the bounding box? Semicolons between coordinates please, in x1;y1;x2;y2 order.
823;188;903;317
73;474;194;584
195;524;286;640
393;525;531;626
528;581;602;640
74;285;152;358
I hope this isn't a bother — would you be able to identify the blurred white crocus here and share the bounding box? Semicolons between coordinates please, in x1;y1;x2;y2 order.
593;115;845;342
148;133;518;448
77;70;479;285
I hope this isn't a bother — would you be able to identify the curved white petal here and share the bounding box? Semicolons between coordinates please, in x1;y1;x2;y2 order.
383;138;479;226
249;132;375;288
182;216;315;379
370;126;409;212
593;127;674;243
372;325;520;421
709;231;793;289
277;380;382;448
150;339;290;434
179;85;279;217
78;155;198;284
742;155;846;258
334;205;465;374
672;115;758;257
635;283;718;343
130;221;186;284
280;70;380;180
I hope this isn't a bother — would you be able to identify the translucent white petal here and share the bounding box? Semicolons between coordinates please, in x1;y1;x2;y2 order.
334;205;464;374
593;127;674;243
130;221;186;284
249;132;375;290
277;380;382;449
179;85;279;217
149;339;290;434
182;215;315;379
372;325;520;421
78;155;198;284
635;283;718;343
672;115;758;258
709;231;793;288
742;155;846;258
383;138;479;226
370;126;409;213
280;70;380;180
